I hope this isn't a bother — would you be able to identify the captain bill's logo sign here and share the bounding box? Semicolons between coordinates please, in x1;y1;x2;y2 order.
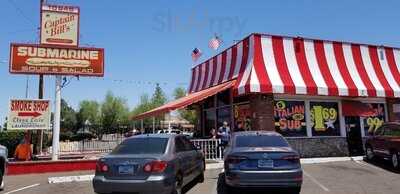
9;43;104;76
41;4;80;46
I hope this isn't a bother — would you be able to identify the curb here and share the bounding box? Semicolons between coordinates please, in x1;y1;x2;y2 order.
7;159;96;175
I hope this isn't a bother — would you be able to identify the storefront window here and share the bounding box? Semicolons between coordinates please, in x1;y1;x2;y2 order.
204;110;216;137
217;90;231;107
363;103;386;136
204;96;215;109
217;107;232;129
234;103;251;131
310;101;341;136
274;100;307;137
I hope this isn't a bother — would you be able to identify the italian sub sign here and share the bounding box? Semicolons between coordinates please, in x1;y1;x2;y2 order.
41;4;80;46
9;43;104;76
7;99;51;130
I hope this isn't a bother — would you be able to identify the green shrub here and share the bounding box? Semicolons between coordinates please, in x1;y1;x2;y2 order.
0;131;25;158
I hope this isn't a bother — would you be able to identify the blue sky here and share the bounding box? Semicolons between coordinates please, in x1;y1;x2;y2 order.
1;0;400;123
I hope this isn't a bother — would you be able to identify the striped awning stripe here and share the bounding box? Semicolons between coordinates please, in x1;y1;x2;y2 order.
188;33;400;98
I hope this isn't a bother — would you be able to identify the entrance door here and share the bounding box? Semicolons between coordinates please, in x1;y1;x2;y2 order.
345;117;364;156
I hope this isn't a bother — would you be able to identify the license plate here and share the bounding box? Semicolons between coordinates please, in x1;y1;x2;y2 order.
258;159;274;168
118;165;135;175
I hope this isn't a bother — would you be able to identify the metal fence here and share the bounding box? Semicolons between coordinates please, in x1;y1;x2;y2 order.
55;138;223;161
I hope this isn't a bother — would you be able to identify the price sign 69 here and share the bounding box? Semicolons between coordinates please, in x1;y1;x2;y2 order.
311;105;338;131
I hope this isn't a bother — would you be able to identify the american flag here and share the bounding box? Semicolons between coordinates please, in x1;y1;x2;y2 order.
209;35;222;50
191;48;202;62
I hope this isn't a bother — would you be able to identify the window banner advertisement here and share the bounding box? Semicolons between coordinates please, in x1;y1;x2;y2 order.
363;103;385;135
274;100;307;137
310;101;340;136
234;104;251;130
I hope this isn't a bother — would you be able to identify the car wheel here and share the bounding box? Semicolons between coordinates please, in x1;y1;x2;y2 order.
0;170;4;191
197;172;205;183
172;175;183;194
290;186;301;194
365;146;375;161
391;152;399;169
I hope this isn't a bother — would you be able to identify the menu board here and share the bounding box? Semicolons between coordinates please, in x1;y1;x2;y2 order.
274;100;307;137
310;101;340;136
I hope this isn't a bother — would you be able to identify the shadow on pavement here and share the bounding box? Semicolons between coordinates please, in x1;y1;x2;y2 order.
216;173;298;194
363;157;400;174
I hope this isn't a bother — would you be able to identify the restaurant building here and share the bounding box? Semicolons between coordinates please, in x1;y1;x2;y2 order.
133;33;400;157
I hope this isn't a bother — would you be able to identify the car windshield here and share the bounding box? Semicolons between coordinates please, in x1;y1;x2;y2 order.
110;137;169;155
235;135;289;147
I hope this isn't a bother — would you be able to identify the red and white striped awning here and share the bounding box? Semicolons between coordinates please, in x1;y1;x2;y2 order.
188;33;400;97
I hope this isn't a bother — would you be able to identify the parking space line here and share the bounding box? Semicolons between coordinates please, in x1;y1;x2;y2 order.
4;183;40;194
303;171;330;192
48;175;94;184
353;160;386;172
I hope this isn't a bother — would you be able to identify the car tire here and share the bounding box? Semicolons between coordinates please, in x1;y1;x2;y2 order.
0;170;4;191
172;175;183;194
365;146;375;161
391;152;399;169
197;172;205;183
290;186;301;194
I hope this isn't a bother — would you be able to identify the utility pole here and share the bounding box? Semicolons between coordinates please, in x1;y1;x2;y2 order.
37;0;45;156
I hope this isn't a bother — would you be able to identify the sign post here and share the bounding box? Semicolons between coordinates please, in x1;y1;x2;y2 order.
52;76;62;160
8;2;104;161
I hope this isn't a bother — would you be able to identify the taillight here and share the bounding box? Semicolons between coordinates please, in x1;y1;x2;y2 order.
96;160;109;172
143;161;168;173
226;155;247;164
282;155;300;163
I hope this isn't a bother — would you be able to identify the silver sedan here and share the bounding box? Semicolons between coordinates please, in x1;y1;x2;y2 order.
92;134;205;194
223;131;303;193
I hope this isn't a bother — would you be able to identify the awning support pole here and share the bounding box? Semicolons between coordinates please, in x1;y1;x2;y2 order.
141;119;144;133
152;117;155;134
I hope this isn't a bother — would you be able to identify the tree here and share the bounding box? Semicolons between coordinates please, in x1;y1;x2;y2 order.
100;91;130;138
76;100;100;132
173;87;197;124
152;83;167;108
61;99;77;133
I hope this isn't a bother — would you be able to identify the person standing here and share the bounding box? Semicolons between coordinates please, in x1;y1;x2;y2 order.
14;133;32;161
218;121;231;147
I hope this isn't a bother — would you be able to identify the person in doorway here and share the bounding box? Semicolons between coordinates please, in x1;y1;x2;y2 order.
217;121;231;147
235;121;246;132
210;128;217;139
14;133;32;161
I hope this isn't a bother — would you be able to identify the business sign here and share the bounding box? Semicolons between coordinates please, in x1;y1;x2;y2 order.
310;101;340;136
274;100;307;137
41;4;79;46
9;43;104;76
7;99;51;130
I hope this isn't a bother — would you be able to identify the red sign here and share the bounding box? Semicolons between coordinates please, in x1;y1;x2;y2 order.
9;43;104;76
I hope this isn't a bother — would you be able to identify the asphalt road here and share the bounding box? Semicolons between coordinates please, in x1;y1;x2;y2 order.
1;159;400;194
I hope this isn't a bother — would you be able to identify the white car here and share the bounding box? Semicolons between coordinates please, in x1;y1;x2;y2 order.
0;145;7;191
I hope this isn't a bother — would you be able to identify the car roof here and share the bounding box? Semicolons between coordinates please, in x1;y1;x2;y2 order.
233;130;282;137
127;133;181;139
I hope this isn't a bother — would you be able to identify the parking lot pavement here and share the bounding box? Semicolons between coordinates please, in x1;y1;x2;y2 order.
2;160;400;194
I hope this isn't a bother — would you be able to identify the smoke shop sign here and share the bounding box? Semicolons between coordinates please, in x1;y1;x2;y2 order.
41;4;80;46
7;99;51;130
274;100;307;137
9;43;104;76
